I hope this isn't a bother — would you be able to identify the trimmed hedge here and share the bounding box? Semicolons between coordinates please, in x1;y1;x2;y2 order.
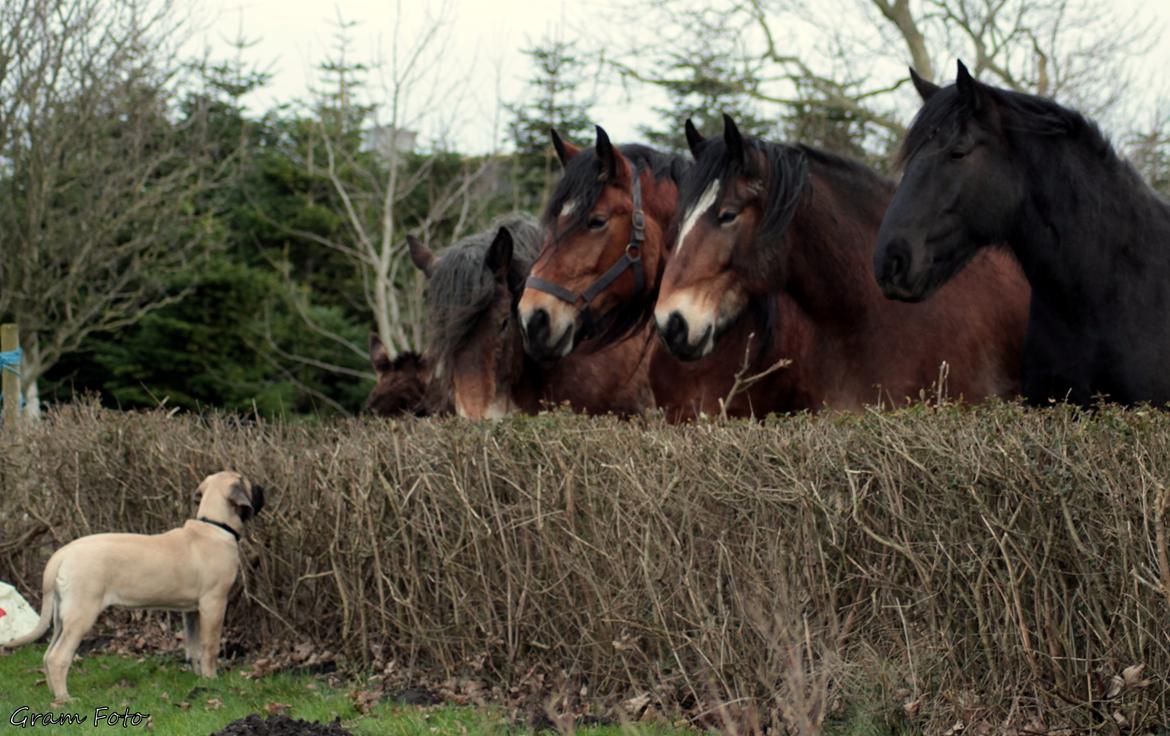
2;401;1169;732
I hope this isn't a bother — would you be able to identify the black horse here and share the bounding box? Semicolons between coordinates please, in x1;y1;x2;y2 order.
875;61;1170;406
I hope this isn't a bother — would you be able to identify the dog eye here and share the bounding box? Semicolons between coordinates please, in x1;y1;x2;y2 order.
717;210;738;225
587;216;607;230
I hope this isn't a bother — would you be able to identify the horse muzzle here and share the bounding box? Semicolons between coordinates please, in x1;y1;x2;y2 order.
656;310;714;362
521;307;574;361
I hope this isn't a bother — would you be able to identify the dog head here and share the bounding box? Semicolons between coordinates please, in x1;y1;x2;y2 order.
194;471;266;526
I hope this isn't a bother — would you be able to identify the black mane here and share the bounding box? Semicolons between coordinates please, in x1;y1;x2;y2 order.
424;214;542;376
898;81;1112;168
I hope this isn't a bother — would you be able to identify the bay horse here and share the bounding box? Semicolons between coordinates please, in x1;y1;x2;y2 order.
875;61;1170;406
363;334;429;417
656;114;1030;411
407;215;652;419
518;126;766;419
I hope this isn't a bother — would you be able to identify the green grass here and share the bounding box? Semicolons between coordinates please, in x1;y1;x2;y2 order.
0;646;692;735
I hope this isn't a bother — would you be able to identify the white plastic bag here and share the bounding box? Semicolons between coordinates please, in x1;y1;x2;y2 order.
0;581;40;645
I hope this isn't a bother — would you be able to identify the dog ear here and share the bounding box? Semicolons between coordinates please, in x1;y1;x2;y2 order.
228;480;257;522
250;484;266;517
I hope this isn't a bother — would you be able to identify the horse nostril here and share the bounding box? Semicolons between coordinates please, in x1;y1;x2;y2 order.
880;239;911;287
662;312;688;349
526;308;550;344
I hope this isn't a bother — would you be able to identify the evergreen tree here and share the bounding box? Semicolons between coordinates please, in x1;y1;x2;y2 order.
781;78;880;169
637;12;773;151
507;34;594;212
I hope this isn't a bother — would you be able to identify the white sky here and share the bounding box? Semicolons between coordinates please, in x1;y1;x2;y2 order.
185;0;1170;154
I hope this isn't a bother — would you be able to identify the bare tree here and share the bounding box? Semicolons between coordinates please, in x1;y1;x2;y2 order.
607;0;1154;159
1128;99;1170;197
756;0;1152;123
0;0;222;415
276;3;504;365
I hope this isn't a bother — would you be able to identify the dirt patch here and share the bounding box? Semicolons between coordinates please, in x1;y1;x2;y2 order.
210;714;352;735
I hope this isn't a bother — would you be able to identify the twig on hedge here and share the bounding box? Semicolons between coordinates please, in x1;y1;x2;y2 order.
718;332;792;420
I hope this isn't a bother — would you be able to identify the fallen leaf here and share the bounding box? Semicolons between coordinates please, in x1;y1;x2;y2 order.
265;702;291;716
1122;664;1151;689
622;694;651;717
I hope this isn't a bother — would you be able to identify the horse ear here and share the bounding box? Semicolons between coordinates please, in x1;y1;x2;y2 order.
722;113;745;165
955;59;982;112
550;128;579;168
369;332;391;374
595;124;618;180
484;227;513;282
684;118;705;159
909;67;939;102
391;351;423;372
407;235;435;277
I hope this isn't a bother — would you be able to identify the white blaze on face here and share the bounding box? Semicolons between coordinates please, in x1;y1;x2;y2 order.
560;199;576;217
676;180;720;256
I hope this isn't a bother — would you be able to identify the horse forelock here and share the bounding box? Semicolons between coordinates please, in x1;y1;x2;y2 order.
544;143;690;245
678;134;811;283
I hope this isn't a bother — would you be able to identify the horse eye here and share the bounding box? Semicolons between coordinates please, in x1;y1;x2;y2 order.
498;317;509;334
950;149;968;160
717;210;738;225
588;216;607;230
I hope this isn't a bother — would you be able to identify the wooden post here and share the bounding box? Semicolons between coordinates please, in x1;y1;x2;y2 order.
1;323;19;429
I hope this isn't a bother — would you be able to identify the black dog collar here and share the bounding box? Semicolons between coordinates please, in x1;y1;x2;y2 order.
197;516;241;542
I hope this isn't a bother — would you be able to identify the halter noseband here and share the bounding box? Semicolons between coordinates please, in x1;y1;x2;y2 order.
525;166;646;337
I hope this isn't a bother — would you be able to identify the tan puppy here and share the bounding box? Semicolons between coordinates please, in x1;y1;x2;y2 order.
1;471;265;701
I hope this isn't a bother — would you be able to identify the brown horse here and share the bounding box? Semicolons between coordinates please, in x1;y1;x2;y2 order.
407;214;652;419
518;126;799;420
655;115;1030;412
363;333;429;417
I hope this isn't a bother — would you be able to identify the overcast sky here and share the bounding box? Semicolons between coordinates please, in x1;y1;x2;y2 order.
186;0;1170;154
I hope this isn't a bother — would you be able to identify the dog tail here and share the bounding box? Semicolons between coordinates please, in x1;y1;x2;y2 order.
1;553;61;649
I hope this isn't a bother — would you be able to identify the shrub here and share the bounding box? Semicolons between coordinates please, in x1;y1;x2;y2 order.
2;400;1168;732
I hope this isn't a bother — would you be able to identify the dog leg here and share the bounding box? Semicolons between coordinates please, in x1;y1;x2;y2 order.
197;597;226;678
183;612;202;676
43;596;102;702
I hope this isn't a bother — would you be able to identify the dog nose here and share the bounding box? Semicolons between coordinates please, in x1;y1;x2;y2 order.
659;311;690;355
876;237;912;290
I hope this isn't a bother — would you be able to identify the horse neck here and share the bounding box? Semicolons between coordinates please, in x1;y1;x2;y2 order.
1011;134;1169;310
783;161;892;321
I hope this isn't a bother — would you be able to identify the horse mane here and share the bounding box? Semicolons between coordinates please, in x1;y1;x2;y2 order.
424;213;543;381
897;81;1116;169
543;143;690;238
543;143;690;353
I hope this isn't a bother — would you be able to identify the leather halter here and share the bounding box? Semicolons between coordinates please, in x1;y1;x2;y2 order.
525;166;646;337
